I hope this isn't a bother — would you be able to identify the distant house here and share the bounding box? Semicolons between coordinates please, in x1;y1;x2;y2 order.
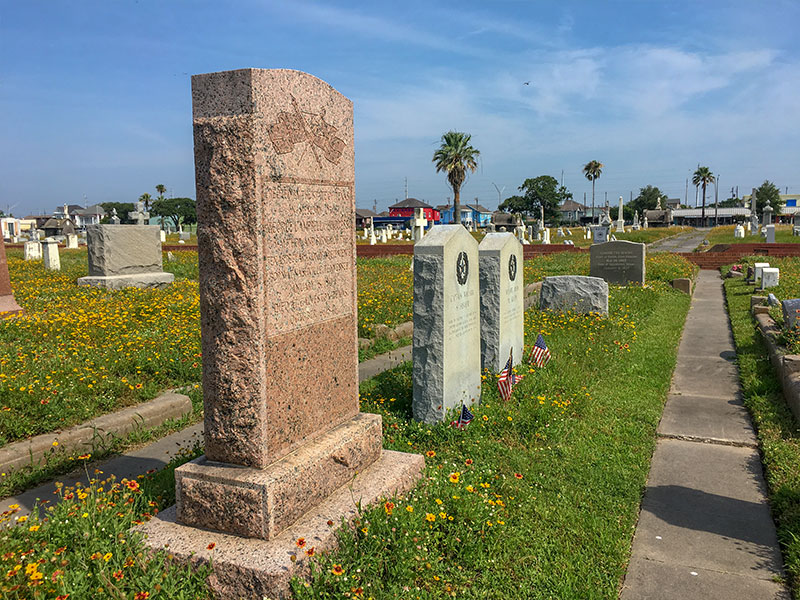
437;202;491;226
41;218;76;237
665;198;681;211
644;208;673;228
1;218;22;239
388;198;440;222
53;203;105;228
559;200;586;225
491;211;517;227
355;208;378;229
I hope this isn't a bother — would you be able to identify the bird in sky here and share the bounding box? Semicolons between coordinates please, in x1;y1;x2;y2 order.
523;81;530;85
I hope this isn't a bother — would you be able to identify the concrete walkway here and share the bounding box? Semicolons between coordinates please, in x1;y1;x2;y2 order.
0;345;413;517
621;271;789;599
648;229;709;253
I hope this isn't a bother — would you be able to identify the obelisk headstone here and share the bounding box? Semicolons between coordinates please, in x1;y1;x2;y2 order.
479;233;524;372
0;240;23;318
139;68;423;600
413;225;481;423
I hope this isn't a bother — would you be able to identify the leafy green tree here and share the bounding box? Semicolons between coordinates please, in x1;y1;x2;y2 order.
100;202;135;224
432;131;480;226
497;195;527;215
151;197;196;231
628;185;665;220
498;176;569;224
692;166;715;224
753;180;783;216
583;160;603;224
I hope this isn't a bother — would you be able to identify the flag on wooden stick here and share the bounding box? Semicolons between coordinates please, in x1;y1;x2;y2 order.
528;334;551;368
450;404;475;429
497;349;524;401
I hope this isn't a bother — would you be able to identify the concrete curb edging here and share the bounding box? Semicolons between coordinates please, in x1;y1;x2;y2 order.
752;307;800;423
0;391;193;475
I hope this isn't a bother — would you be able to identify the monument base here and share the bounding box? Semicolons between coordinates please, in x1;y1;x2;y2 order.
0;294;23;318
139;449;424;600
77;272;174;290
175;413;384;540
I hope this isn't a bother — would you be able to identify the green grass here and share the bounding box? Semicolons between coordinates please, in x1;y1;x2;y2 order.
289;281;692;598
724;264;800;598
536;225;691;248
705;224;800;246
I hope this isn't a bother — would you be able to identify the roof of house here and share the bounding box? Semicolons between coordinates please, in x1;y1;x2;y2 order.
559;199;586;212
355;208;378;218
435;204;451;212
465;203;491;214
54;204;83;214
388;198;433;209
74;204;106;216
41;217;74;229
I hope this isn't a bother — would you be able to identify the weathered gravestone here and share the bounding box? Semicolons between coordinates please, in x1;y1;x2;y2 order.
23;240;41;261
413;225;481;423
0;240;23;318
592;225;609;244
138;68;424;600
761;267;779;290
160;230;166;243
479;233;524;373
179;231;191;241
42;238;60;271
765;224;776;244
65;234;78;249
782;299;800;330
539;275;608;316
734;224;745;238
77;225;174;289
589;240;645;285
754;262;770;282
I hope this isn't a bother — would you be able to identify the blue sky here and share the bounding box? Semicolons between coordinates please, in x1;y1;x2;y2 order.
2;1;798;216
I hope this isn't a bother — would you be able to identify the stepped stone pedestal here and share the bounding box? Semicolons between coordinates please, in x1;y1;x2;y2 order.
138;68;423;600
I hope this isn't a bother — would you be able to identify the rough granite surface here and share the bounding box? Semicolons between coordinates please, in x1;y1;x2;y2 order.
539;275;609;315
85;225;164;276
479;233;524;372
0;241;23;317
412;225;481;423
139;450;425;600
176;413;383;540
192;68;359;468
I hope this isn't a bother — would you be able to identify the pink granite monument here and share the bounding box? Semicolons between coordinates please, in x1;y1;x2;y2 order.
140;69;424;599
0;241;23;318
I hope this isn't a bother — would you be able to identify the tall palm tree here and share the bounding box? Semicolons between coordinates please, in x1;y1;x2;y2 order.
139;193;152;211
155;184;166;201
432;131;480;226
692;166;715;226
583;160;603;224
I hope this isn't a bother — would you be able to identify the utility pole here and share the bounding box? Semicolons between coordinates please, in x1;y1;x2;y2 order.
685;178;688;206
491;182;505;208
560;169;564;187
714;174;719;227
373;199;377;213
404;177;408;200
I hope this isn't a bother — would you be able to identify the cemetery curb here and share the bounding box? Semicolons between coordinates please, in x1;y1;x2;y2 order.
751;306;800;423
0;391;193;475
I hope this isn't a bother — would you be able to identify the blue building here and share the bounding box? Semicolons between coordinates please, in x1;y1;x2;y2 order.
436;202;492;227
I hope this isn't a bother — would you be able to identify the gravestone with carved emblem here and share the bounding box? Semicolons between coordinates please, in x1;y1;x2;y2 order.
478;233;524;372
412;224;481;423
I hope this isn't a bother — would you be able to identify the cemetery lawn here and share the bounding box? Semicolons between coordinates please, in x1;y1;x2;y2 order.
724;257;800;597
291;254;697;599
0;251;696;599
705;224;800;246
536;225;691;248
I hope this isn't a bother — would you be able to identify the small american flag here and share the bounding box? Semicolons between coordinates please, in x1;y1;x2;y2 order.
450;404;475;429
528;334;551;367
497;351;519;402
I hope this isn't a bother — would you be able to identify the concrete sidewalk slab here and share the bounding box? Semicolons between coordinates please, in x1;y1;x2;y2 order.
622;557;789;600
623;270;788;599
658;393;756;446
631;440;782;577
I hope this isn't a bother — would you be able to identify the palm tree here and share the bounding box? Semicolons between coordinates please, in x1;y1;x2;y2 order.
139;193;152;211
583;160;603;224
692;166;715;226
155;184;166;201
432;131;480;226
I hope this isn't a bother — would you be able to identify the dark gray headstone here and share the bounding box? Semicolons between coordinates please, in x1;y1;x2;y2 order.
783;299;800;330
539;276;608;316
589;240;646;285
